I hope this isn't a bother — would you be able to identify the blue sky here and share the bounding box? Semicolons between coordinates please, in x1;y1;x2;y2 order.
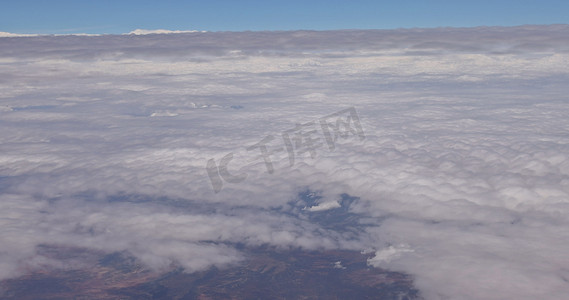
1;0;568;34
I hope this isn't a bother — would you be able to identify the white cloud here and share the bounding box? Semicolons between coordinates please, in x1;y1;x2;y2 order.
127;29;203;35
0;31;103;37
0;31;39;37
333;261;346;269
367;244;414;265
1;25;569;299
304;200;341;211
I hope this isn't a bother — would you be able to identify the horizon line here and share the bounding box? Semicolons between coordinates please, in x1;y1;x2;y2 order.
2;23;569;38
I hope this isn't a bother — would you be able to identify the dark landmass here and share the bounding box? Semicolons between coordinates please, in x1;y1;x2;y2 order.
0;245;420;300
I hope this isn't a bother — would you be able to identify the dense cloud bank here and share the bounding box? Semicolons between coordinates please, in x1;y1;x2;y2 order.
1;25;569;299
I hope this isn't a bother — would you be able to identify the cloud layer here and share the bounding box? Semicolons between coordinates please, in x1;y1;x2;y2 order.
1;25;569;299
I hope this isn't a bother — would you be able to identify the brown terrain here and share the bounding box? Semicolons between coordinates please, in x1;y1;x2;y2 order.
0;245;420;299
